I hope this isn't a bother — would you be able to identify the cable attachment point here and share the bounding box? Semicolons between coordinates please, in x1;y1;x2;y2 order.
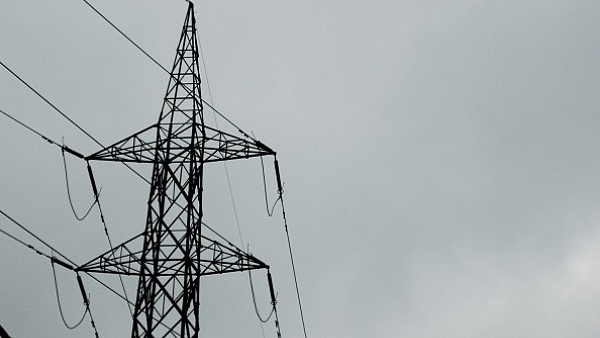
62;145;84;159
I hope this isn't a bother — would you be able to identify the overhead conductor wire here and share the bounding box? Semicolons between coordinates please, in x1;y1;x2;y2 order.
0;209;74;265
0;61;100;145
5;1;307;336
0;60;136;316
0;61;150;187
0;76;134;319
275;161;309;338
0;209;100;337
0;104;134;316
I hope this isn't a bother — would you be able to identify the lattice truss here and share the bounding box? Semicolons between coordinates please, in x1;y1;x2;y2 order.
75;3;275;338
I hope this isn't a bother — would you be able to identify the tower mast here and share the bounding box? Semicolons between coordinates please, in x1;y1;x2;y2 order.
76;3;277;337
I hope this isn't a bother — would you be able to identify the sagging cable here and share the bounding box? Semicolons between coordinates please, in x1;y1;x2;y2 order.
247;244;275;323
51;259;88;330
62;147;97;221
248;269;275;323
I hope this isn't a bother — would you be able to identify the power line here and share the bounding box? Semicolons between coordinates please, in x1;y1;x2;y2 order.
0;226;53;260
0;107;61;147
0;208;75;266
275;161;309;338
0;104;134;316
0;61;103;147
3;4;305;337
0;207;135;329
0;61;151;186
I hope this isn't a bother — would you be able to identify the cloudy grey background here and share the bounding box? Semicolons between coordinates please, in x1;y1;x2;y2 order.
2;0;600;337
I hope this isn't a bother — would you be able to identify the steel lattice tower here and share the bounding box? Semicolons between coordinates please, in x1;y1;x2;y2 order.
76;3;276;337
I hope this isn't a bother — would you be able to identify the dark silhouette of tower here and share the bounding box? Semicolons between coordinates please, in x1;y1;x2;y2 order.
77;3;276;337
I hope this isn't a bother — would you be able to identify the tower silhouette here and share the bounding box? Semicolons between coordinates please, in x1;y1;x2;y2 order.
76;3;276;337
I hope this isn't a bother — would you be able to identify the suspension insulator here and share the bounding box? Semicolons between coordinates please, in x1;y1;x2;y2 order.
51;257;74;271
274;159;283;193
87;163;99;198
77;274;89;306
267;271;277;305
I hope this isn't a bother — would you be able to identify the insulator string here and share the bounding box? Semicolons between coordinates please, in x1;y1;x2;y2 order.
260;155;281;217
77;274;101;338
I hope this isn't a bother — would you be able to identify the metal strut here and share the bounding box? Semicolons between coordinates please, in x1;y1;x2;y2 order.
0;325;11;338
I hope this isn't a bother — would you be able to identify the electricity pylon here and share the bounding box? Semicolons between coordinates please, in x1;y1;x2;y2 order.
76;3;276;337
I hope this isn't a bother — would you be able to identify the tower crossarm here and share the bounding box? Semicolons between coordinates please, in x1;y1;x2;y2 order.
77;231;269;276
202;125;276;163
85;123;275;164
199;238;269;275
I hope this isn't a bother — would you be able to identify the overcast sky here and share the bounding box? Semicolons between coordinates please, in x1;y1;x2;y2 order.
2;0;600;337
